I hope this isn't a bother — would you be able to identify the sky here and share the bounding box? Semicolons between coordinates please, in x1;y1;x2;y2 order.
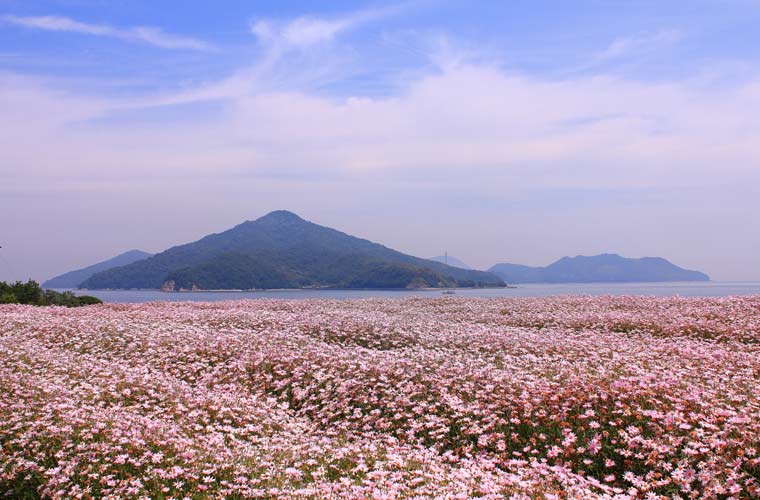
1;0;759;282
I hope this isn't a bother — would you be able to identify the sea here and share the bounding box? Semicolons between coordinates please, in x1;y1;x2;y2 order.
60;282;760;303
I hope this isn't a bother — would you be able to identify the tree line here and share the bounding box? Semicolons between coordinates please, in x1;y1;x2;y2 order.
0;280;102;307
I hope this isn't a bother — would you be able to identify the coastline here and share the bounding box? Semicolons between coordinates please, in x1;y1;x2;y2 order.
51;282;760;305
75;285;516;293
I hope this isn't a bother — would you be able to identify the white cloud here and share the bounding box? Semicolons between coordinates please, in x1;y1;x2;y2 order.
2;15;210;50
281;16;353;46
3;62;759;191
250;20;275;41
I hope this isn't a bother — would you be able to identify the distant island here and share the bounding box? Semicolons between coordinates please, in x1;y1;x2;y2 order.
489;253;709;283
43;249;153;288
78;211;505;290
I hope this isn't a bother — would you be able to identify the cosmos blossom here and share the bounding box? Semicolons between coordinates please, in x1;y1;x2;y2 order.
1;296;759;499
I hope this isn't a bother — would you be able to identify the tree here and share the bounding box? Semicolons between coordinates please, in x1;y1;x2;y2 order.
0;292;17;304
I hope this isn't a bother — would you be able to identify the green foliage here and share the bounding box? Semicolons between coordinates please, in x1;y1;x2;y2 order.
343;261;455;289
76;295;103;305
0;280;102;307
5;279;43;304
165;253;472;290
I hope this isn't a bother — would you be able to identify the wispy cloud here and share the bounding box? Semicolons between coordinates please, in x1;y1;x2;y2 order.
2;15;210;51
251;16;352;48
597;29;683;62
235;7;409;96
250;6;400;49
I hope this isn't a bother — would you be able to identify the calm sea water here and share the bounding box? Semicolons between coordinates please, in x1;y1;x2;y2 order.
60;282;760;303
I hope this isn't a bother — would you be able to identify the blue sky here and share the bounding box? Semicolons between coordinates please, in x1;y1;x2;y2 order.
1;0;759;281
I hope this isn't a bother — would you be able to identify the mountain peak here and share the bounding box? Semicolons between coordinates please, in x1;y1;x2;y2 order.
562;253;623;263
255;210;305;223
122;249;152;257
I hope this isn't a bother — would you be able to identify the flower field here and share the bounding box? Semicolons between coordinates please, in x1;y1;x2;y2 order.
1;296;759;499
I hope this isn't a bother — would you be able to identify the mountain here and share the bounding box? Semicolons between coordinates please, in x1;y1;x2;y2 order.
81;211;505;290
42;250;153;289
489;253;709;284
428;255;472;270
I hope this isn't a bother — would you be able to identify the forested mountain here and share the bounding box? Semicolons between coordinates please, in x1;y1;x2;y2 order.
81;211;505;290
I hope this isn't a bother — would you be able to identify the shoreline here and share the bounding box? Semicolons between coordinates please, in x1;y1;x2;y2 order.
74;285;517;293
